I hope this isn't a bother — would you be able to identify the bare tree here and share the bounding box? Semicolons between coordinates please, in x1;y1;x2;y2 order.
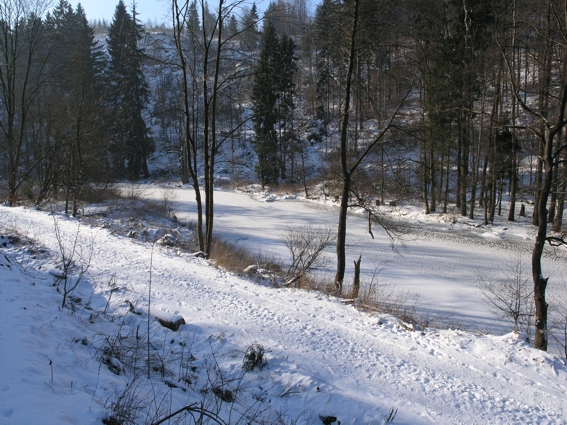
333;0;414;293
172;0;248;255
497;0;567;350
0;0;53;203
281;224;334;284
477;253;533;338
51;216;93;308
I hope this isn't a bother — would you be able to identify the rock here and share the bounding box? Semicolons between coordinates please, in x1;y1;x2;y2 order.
151;308;185;331
157;234;176;246
244;264;258;275
319;415;339;425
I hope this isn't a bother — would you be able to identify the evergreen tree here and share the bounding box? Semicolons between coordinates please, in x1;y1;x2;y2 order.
187;0;201;36
252;22;281;186
276;33;297;178
240;3;259;50
252;22;297;186
41;1;107;211
227;14;238;38
202;2;218;40
106;0;153;179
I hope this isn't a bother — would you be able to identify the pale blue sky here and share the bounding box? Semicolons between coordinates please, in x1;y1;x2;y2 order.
76;0;271;25
78;0;170;24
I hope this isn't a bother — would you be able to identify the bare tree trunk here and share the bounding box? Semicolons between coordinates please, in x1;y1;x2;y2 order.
430;144;436;212
553;156;566;232
203;0;225;255
172;0;204;251
334;0;360;293
532;128;555;351
508;1;519;222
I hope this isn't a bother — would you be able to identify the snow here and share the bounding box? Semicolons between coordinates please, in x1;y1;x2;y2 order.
1;193;567;424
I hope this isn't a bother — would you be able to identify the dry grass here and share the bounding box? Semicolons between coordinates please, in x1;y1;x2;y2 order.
341;276;420;325
208;237;281;276
80;183;122;203
296;273;336;293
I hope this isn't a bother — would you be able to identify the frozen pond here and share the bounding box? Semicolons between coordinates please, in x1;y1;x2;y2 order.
140;185;567;335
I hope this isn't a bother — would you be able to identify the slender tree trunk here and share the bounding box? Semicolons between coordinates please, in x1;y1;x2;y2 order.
533;129;556;351
336;174;351;293
204;0;225;255
422;139;430;215
553;155;566;232
460;120;469;217
430;145;437;212
508;0;519;222
469;90;485;219
498;176;504;216
334;0;360;293
443;150;450;213
173;0;204;251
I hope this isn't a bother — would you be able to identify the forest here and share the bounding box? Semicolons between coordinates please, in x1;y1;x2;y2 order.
1;0;567;351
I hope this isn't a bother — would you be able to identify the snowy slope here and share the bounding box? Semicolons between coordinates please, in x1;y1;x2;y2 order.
1;202;567;424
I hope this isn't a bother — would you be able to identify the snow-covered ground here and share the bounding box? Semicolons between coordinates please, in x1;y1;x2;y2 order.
1;191;567;424
146;186;566;334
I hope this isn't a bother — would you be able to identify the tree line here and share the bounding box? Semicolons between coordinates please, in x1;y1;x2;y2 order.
0;0;151;215
2;0;566;351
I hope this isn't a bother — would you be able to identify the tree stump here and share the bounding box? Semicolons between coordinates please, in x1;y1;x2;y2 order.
352;254;362;299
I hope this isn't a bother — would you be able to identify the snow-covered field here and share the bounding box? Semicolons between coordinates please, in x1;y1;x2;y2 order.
1;189;567;424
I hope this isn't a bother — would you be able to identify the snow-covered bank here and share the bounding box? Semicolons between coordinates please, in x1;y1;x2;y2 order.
1;203;567;424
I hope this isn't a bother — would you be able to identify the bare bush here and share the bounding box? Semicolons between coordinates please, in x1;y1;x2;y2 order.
81;183;121;204
280;224;334;284
145;186;179;218
353;265;419;324
243;344;266;372
548;289;567;358
122;183;148;201
161;186;178;218
104;378;153;425
209;237;280;276
477;253;533;338
52;216;93;308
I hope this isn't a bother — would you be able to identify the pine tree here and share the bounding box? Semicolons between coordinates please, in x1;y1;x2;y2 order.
251;22;297;186
187;0;201;36
276;33;297;178
106;0;153;179
240;3;259;50
202;2;218;40
40;1;107;211
252;22;281;186
227;14;238;38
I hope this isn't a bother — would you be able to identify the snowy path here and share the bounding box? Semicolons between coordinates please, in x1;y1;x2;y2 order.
2;205;567;424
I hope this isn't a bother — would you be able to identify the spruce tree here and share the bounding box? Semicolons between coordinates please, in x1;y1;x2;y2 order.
106;0;153;179
227;14;238;38
251;22;297;186
252;22;281;186
40;1;107;211
241;3;259;50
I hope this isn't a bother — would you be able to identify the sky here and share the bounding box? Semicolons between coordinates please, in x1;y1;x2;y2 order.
78;0;171;24
75;0;269;25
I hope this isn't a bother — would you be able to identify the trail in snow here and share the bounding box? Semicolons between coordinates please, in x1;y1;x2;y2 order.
2;204;567;424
